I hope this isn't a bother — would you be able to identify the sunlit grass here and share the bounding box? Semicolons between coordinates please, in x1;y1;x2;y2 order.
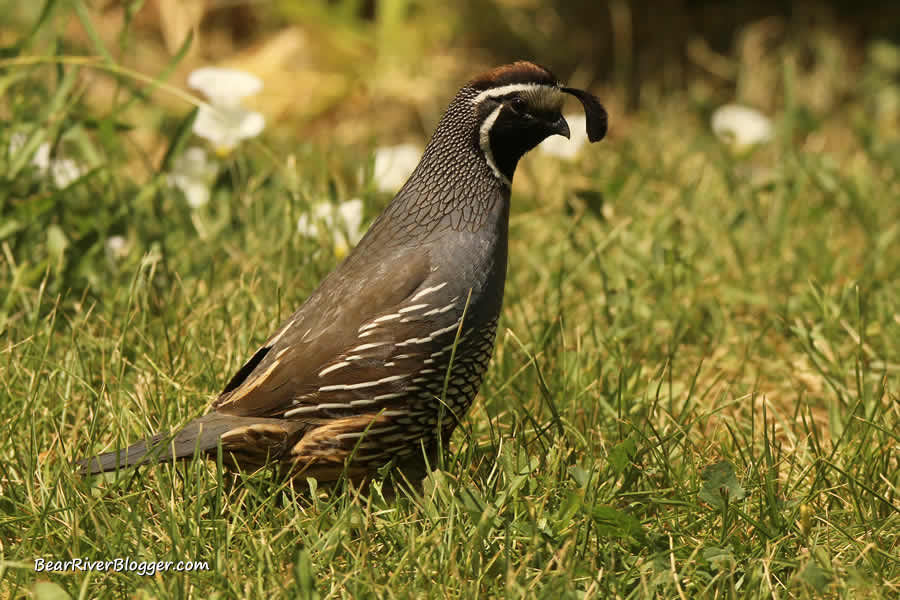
1;2;899;599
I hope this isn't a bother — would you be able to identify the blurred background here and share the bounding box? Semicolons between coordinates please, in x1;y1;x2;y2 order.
3;0;899;157
1;0;898;339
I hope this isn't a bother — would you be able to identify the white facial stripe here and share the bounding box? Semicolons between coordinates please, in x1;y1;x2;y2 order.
473;83;554;104
474;83;564;113
475;82;564;185
479;105;510;186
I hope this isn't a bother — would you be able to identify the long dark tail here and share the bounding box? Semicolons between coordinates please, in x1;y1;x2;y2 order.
78;413;270;475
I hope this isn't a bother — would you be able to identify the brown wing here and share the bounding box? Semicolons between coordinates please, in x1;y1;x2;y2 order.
280;283;467;417
213;245;433;418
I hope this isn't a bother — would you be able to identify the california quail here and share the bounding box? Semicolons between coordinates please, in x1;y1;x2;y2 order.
78;61;607;482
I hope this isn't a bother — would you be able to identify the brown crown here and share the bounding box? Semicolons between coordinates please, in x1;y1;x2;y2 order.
468;61;559;90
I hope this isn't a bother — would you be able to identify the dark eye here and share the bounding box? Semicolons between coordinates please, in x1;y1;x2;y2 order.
510;96;527;112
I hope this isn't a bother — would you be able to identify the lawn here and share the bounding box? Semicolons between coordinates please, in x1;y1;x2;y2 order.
1;2;898;598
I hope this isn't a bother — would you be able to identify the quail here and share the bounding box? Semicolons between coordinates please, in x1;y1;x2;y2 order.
78;61;607;482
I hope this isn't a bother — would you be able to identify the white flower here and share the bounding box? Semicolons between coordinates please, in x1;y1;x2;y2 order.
9;133;84;187
105;235;129;261
187;67;265;155
372;144;421;193
30;139;51;170
711;104;774;151
538;114;588;160
49;159;82;188
168;146;219;208
297;199;364;258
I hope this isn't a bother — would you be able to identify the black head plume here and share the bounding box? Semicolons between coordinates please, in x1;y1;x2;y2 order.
413;61;609;188
561;87;607;142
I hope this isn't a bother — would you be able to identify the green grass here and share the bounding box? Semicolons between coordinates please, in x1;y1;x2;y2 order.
2;3;900;599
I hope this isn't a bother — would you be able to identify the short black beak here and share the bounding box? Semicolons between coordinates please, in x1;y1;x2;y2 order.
551;115;571;139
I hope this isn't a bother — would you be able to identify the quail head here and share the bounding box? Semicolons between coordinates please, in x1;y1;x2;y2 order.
79;61;607;483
